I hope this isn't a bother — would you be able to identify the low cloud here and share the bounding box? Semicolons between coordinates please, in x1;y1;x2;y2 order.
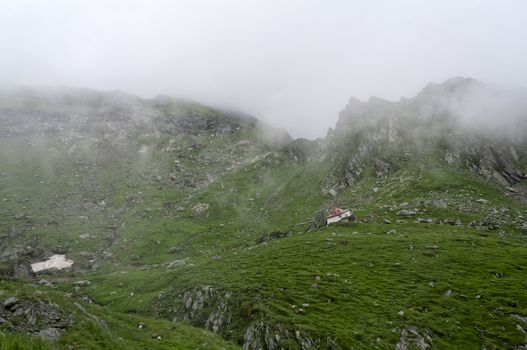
1;0;527;138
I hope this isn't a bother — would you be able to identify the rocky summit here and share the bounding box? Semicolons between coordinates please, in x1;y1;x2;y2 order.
1;78;527;349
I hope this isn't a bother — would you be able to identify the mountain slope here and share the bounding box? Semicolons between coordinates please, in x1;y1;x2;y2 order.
1;79;527;349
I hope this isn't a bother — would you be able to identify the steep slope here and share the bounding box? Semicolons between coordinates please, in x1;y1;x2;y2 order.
148;77;527;349
1;79;527;349
0;86;292;269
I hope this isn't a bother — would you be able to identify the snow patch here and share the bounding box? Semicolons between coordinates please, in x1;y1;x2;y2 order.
31;255;73;272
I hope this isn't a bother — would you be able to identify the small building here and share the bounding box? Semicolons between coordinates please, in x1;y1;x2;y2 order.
326;207;353;225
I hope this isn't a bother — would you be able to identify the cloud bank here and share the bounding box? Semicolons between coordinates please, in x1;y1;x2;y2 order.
1;0;527;138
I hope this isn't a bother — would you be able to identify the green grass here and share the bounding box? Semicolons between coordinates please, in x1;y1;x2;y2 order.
144;222;527;349
0;334;50;350
1;96;527;348
0;280;240;350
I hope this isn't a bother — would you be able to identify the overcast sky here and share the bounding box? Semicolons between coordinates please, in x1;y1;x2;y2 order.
1;0;527;138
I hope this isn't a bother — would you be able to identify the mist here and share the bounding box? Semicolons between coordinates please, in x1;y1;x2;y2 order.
2;0;527;138
449;84;527;138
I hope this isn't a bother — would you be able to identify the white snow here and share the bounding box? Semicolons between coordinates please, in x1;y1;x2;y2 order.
31;254;73;272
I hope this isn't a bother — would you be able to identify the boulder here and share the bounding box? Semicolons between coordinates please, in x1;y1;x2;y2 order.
73;280;91;287
397;210;416;217
13;260;36;280
3;297;18;309
192;203;210;216
167;246;181;254
37;327;61;341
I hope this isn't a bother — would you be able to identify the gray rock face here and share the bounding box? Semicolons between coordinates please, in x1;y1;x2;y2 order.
242;321;322;350
157;285;330;350
395;326;432;350
0;297;73;336
374;158;394;178
11;261;35;281
322;77;527;195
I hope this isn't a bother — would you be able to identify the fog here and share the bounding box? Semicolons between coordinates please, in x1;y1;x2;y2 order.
449;83;527;138
1;0;527;138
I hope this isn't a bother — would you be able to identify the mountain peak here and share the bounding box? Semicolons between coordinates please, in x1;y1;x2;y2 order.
418;76;483;98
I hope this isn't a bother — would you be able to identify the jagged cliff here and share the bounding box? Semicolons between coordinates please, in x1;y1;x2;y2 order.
322;77;527;199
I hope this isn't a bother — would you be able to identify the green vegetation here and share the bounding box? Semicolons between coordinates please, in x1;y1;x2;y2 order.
0;280;240;350
1;84;526;349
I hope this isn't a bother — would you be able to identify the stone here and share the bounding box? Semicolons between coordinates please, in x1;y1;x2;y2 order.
38;279;53;287
12;262;35;280
444;289;453;297
12;307;25;317
384;219;392;224
397;210;416;217
418;218;433;223
192;203;210;216
165;259;188;268
167;246;181;254
37;327;61;341
3;297;18;309
387;229;397;235
395;326;432;350
511;314;527;323
73;280;91;287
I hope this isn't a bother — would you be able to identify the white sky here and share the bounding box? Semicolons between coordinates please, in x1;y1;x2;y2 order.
1;0;527;138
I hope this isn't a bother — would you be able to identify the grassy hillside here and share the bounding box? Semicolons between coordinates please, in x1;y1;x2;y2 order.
0;280;240;350
1;82;527;349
